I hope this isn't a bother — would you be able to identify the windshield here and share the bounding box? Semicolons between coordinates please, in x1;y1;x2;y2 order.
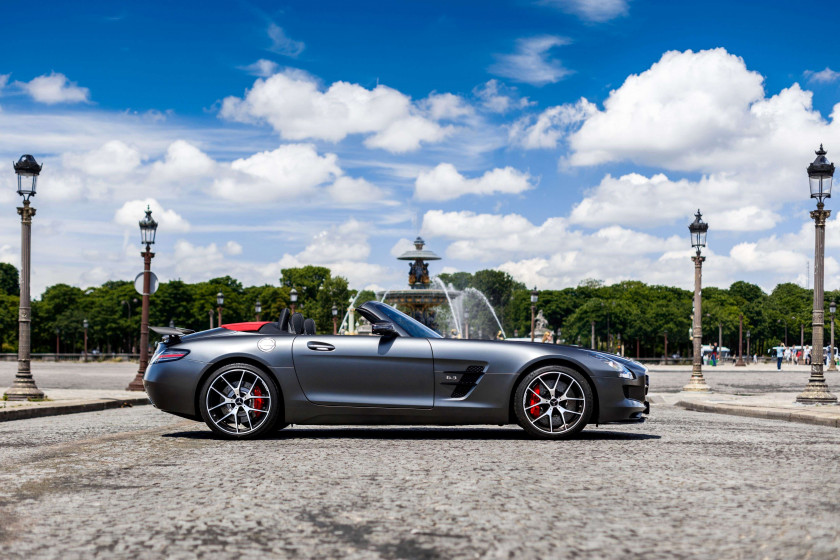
376;304;443;339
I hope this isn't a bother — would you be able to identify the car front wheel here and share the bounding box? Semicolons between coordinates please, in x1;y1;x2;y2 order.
514;366;593;439
199;363;280;439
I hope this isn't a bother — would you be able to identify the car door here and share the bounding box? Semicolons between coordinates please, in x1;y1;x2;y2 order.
291;335;434;409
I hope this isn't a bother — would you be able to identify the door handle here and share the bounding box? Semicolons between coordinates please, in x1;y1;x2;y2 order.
307;341;335;352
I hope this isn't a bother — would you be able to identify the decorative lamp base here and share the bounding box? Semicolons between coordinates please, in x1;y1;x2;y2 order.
126;372;146;392
795;381;838;404
682;373;711;392
735;358;746;367
4;380;45;401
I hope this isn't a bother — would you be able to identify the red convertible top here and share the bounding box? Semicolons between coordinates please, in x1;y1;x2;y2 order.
220;321;271;332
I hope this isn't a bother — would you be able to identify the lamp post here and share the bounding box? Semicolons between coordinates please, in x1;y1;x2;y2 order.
255;299;262;322
530;287;538;342
83;319;89;362
464;309;470;340
5;155;44;400
778;319;788;346
208;310;214;330
663;331;668;363
55;327;60;358
216;292;224;326
829;301;837;371
127;206;157;392
169;319;175;329
590;320;595;350
736;314;746;366
290;288;298;314
746;330;751;363
684;210;710;391
332;304;338;335
798;144;838;403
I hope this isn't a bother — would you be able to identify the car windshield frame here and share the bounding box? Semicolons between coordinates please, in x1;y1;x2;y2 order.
367;302;443;339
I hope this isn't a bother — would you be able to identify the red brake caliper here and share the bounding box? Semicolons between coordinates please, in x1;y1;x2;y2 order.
253;385;264;418
529;384;540;417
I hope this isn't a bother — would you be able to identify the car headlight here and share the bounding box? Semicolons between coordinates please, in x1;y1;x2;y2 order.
589;353;635;379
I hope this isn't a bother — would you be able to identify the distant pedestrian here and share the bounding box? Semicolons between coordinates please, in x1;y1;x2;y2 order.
776;344;785;370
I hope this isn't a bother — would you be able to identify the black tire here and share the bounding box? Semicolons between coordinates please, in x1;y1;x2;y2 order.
199;363;281;439
513;366;593;439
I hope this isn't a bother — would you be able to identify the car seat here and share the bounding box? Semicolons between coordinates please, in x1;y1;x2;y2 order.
290;312;305;334
303;318;316;335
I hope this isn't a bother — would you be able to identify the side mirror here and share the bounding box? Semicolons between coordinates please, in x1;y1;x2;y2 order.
372;322;398;338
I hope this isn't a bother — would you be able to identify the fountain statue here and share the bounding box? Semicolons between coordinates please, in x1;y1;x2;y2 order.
378;237;458;331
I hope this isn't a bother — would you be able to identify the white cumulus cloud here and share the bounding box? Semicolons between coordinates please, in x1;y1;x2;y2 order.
473;80;533;113
219;70;453;153
489;36;572;86
241;59;281;77
151;140;216;181
509;99;596;149
114;198;191;232
212;144;340;201
63;140;144;177
415;163;534;201
17;72;91;104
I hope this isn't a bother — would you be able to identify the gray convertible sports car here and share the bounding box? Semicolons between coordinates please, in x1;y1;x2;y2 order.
144;301;649;439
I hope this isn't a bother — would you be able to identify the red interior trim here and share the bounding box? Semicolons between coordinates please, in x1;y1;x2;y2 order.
221;321;271;332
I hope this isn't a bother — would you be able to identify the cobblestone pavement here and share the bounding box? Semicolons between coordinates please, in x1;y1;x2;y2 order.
0;361;138;391
646;363;840;394
1;406;838;559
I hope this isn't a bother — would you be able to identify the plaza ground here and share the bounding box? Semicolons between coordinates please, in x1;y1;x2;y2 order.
1;362;839;558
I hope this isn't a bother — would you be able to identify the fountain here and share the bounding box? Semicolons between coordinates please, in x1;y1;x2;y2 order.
378;237;459;332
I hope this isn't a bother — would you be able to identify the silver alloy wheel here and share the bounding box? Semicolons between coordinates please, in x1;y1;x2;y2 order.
205;369;272;435
522;370;586;435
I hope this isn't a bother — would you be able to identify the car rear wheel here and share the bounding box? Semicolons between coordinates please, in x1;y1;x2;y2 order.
514;366;592;439
199;363;280;439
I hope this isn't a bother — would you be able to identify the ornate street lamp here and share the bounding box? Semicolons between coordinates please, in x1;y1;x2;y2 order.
127;206;157;391
216;292;224;326
464;309;470;340
590;320;595;350
829;302;837;371
746;330;751;363
332;304;338;335
255;299;262;322
5;155;44;400
290;288;298;314
798;145;837;403
83;318;89;363
530;287;539;342
684;210;711;391
736;314;746;367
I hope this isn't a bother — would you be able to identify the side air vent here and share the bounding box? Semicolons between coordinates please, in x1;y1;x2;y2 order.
444;366;486;399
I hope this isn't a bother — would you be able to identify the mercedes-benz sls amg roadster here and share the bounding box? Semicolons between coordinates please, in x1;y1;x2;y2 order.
144;301;649;439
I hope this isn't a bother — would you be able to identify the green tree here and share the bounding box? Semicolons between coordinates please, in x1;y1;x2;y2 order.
0;263;19;296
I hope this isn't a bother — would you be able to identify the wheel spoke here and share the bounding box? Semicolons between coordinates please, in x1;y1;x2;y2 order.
237;370;246;392
210;386;230;399
538;377;552;393
243;394;270;400
219;374;237;394
552;373;563;393
208;402;229;411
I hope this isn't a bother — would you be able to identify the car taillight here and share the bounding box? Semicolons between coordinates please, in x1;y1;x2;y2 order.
153;349;190;363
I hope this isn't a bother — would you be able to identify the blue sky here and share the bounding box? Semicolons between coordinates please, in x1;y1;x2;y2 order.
3;0;840;295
